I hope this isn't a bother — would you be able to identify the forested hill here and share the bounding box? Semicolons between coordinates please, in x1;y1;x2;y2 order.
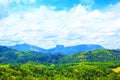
0;46;64;64
1;45;120;64
60;49;120;63
1;46;120;79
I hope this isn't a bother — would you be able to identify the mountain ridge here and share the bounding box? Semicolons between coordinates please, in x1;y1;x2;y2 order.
0;45;120;64
8;43;104;54
0;45;120;80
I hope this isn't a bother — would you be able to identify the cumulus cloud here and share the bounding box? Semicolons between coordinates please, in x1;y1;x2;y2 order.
0;2;120;49
0;0;36;6
0;0;14;5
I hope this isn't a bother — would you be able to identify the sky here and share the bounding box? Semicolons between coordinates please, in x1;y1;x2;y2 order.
0;0;120;49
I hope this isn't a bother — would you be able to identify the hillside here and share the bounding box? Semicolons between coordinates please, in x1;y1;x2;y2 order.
0;46;64;64
1;46;120;79
60;49;120;63
1;45;120;64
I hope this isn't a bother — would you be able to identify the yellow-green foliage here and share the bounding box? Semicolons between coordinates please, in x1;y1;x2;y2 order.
91;49;112;55
15;52;23;57
112;67;120;73
1;62;120;80
77;52;87;58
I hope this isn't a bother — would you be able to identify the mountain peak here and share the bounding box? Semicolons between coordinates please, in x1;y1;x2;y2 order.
8;43;45;52
55;45;64;48
8;43;104;54
15;43;29;46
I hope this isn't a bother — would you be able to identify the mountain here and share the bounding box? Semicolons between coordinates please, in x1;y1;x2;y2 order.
1;46;120;80
1;45;120;64
117;49;120;51
45;44;104;54
0;45;64;64
0;46;19;64
60;49;120;63
8;43;46;52
8;43;104;54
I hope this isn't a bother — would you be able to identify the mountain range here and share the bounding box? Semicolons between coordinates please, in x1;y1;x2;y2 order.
2;43;120;65
8;43;104;54
0;45;64;64
0;45;120;65
1;45;120;80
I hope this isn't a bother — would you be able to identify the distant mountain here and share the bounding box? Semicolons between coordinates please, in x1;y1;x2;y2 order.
45;44;104;54
8;43;104;54
1;45;120;64
0;45;64;64
117;49;120;51
59;49;120;63
8;43;46;52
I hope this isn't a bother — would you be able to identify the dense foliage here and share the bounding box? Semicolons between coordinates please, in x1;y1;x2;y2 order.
60;49;120;63
0;62;120;80
0;46;65;64
1;46;120;79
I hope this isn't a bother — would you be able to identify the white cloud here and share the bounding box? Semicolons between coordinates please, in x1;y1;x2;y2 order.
30;0;36;3
107;2;120;13
0;0;36;6
0;0;14;6
0;3;120;49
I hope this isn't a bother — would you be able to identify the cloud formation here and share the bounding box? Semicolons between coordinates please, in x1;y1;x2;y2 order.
0;1;120;49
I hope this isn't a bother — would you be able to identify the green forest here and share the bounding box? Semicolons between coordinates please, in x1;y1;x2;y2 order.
0;46;120;80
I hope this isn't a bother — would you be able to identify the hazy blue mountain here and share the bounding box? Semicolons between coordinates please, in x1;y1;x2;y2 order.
45;44;104;54
8;43;46;52
8;43;104;54
117;49;120;51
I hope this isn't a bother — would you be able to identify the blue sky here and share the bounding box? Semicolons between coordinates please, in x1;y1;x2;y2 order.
0;0;120;49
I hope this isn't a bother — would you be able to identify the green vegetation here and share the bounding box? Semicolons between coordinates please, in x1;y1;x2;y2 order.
0;62;120;80
1;46;120;79
60;49;120;63
0;46;65;65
